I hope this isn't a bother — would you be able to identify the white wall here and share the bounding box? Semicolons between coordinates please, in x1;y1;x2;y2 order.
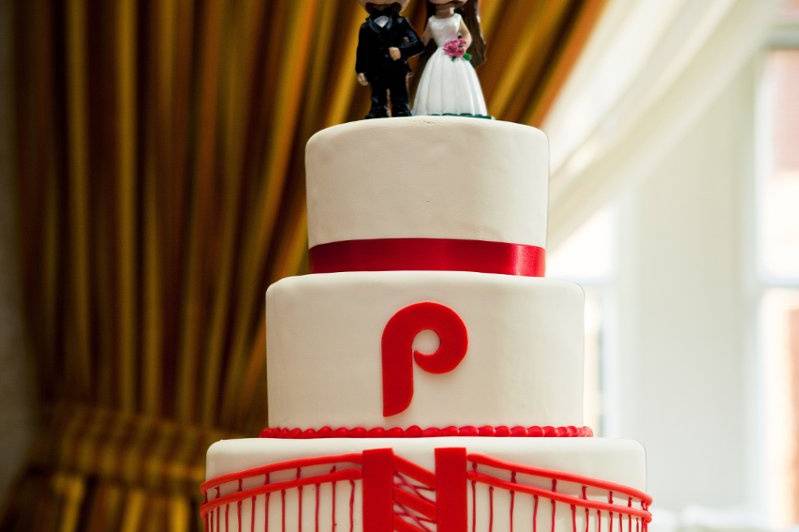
613;61;757;514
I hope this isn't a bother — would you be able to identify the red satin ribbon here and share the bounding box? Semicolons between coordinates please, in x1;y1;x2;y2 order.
309;238;545;276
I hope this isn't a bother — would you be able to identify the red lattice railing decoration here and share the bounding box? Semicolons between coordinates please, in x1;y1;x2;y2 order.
390;454;438;530
200;453;364;532
466;454;652;532
200;448;652;532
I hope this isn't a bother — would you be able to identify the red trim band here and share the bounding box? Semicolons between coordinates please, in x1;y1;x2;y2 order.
260;425;593;438
436;448;468;532
309;238;546;276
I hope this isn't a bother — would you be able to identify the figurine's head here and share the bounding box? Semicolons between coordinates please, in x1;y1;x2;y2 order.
358;0;410;13
428;0;468;6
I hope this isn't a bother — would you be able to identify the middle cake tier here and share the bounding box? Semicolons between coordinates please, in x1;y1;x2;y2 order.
266;271;584;428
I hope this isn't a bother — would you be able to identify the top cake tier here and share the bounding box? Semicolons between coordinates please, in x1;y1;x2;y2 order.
305;117;549;250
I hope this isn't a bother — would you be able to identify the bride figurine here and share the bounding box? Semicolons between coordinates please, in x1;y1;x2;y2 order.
413;0;488;117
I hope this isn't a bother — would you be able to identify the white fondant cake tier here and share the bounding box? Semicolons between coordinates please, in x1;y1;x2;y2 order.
266;271;584;428
204;437;647;532
305;117;549;248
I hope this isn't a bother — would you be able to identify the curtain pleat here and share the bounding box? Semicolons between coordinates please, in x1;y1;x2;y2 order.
5;0;606;529
64;0;93;399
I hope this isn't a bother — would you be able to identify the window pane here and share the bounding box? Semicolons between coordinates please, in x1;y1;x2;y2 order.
760;50;799;279
549;208;616;433
761;288;799;525
783;0;799;20
548;208;615;280
583;286;605;433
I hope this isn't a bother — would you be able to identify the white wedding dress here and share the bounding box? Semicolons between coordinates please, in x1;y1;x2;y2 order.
412;13;488;117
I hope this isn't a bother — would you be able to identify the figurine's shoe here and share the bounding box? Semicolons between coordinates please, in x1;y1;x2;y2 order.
364;107;389;119
392;106;412;117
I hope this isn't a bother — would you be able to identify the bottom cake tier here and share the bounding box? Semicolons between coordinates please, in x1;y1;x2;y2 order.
203;437;650;532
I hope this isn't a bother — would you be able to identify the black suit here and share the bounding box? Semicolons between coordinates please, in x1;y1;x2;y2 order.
356;11;424;118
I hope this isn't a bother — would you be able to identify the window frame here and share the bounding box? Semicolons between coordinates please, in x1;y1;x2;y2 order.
749;39;799;526
547;206;620;437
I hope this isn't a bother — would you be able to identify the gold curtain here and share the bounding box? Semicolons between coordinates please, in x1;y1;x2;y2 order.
4;0;605;529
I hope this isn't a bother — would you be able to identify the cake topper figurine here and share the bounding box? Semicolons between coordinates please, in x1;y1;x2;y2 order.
412;0;488;117
356;0;425;118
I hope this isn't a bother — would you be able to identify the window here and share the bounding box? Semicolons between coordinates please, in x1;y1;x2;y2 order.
757;48;799;527
548;207;617;434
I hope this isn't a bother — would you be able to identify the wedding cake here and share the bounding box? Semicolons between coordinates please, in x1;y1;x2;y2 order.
201;117;652;532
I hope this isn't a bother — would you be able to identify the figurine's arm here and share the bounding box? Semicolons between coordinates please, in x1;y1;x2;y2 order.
420;22;432;46
355;24;370;84
458;18;472;49
398;19;425;59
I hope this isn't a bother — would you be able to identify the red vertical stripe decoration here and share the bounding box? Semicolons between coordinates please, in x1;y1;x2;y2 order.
216;487;221;532
280;490;285;532
551;479;558;532
361;448;394;532
264;471;271;532
237;479;243;529
250;494;255;531
489;486;495;532
472;462;478;532
331;466;337;531
435;448;468;532
314;483;320;532
510;471;517;532
296;468;303;531
348;480;356;532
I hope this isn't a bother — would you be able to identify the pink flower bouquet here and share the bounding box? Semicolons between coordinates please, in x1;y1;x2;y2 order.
443;37;472;62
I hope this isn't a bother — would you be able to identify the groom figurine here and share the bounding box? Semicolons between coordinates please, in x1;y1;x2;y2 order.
356;1;425;118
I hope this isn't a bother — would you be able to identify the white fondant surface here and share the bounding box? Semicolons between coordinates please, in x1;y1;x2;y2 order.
305;116;549;248
205;437;646;532
207;437;644;486
266;271;584;428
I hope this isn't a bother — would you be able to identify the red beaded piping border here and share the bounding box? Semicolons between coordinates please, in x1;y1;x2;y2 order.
260;425;593;438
